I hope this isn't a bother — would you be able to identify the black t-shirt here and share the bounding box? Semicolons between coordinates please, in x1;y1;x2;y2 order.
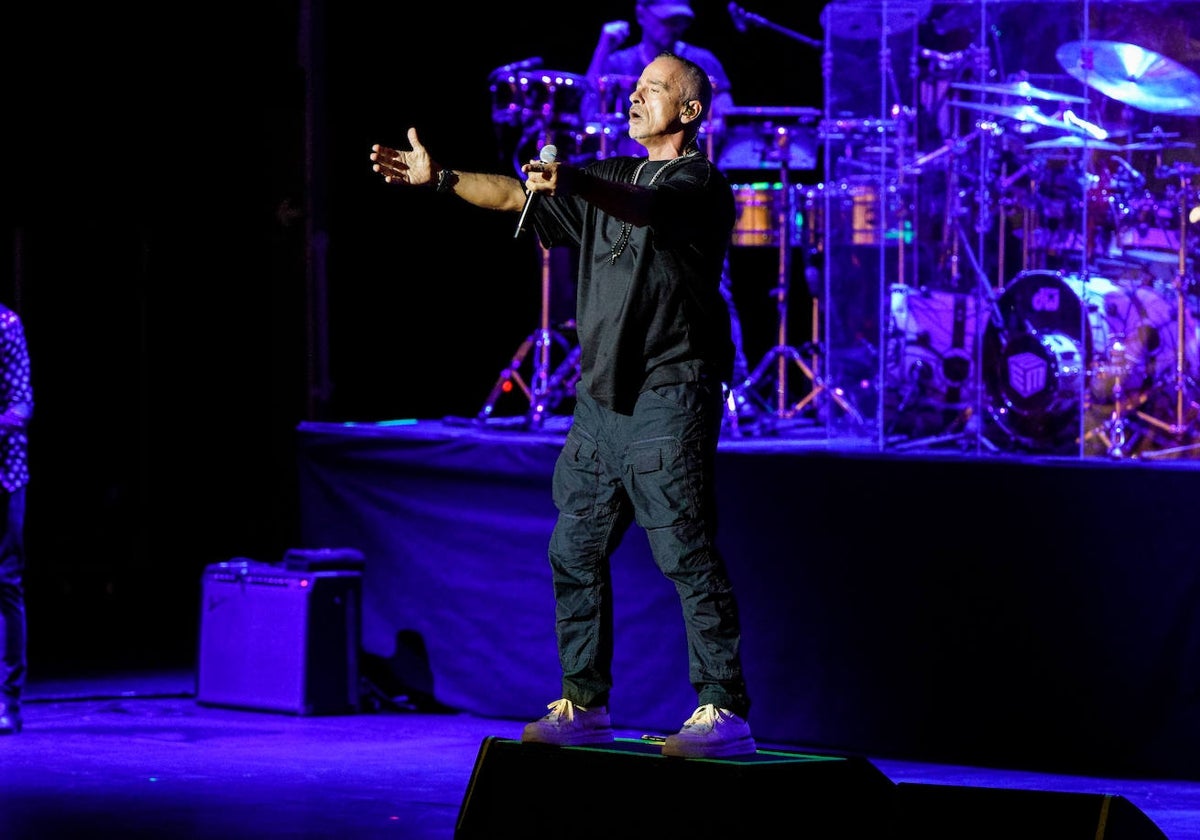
532;152;735;414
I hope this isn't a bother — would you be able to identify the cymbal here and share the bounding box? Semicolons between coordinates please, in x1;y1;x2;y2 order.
950;80;1090;104
948;100;1091;136
1025;136;1122;151
1124;248;1180;266
1057;40;1200;115
820;0;931;40
1124;139;1197;152
950;100;1043;122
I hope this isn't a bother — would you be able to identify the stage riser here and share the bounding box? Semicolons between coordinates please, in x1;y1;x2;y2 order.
297;420;1200;779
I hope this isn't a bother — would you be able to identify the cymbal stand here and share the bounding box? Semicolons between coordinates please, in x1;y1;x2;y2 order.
1132;163;1200;458
476;243;580;429
477;125;581;429
740;129;861;430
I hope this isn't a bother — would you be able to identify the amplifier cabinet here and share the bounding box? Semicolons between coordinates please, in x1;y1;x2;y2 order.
197;561;361;715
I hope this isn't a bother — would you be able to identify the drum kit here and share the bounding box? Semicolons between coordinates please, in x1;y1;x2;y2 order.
872;34;1200;457
481;24;1200;456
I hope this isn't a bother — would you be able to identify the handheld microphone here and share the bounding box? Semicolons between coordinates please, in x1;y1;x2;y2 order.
728;3;747;32
514;144;558;239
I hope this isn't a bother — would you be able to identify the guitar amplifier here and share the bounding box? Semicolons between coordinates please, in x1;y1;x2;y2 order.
196;559;362;715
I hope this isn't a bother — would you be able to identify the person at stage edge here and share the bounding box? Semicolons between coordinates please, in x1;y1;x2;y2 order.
582;0;750;395
0;302;33;736
371;51;756;758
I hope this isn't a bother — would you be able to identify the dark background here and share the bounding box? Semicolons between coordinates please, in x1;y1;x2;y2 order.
6;1;1194;674
0;1;827;672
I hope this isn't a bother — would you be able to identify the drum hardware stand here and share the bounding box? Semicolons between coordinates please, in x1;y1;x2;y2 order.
739;131;861;432
895;127;1002;451
1129;164;1200;458
1082;339;1143;458
476;242;581;428
891;405;994;451
475;241;581;428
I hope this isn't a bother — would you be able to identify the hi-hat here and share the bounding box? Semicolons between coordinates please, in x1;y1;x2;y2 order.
1124;130;1197;152
1057;40;1200;115
951;80;1090;104
1025;136;1122;151
1125;139;1197;152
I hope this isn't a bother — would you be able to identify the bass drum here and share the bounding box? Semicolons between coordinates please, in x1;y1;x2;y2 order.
982;270;1198;451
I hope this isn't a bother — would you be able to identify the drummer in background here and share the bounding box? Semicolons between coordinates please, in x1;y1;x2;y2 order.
584;0;734;151
583;0;751;409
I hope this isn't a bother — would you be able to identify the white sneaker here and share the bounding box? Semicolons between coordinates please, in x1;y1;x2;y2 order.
662;704;756;757
521;698;614;746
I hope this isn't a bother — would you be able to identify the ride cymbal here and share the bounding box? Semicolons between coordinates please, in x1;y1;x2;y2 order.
951;80;1090;104
948;100;1091;136
1057;40;1200;115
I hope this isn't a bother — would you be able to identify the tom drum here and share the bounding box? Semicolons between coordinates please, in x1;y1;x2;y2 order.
731;184;804;247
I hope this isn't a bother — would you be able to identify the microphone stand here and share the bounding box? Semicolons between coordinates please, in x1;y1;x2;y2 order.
729;4;822;50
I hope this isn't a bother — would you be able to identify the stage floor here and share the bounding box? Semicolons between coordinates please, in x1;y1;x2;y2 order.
0;669;1191;839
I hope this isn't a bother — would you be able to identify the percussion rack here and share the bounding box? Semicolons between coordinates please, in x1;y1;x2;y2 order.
733;122;863;431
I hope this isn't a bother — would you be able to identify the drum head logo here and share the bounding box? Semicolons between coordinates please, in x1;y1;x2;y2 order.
1032;285;1061;313
1007;351;1049;398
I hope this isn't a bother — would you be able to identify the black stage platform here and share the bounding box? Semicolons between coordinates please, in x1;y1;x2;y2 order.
293;418;1200;783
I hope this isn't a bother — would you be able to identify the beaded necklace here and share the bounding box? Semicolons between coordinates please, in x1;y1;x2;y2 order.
608;149;698;264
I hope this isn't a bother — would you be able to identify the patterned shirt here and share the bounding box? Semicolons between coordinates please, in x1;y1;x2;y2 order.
0;305;33;493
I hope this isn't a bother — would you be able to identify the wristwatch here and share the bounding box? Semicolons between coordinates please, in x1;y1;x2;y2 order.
436;167;458;194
